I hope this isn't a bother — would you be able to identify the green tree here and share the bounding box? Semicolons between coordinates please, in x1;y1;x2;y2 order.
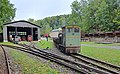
0;0;16;33
27;18;35;23
71;0;120;33
33;14;70;35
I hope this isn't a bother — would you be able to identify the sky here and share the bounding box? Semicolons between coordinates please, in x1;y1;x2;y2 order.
10;0;75;21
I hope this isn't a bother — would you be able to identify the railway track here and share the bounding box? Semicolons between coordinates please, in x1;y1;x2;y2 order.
27;43;120;74
19;43;120;74
17;43;120;74
2;44;111;74
0;45;11;74
54;41;120;74
1;44;88;74
69;54;120;74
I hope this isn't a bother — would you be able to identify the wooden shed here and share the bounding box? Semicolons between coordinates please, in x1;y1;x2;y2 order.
3;20;41;42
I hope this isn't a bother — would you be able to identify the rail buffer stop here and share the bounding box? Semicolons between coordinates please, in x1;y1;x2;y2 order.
3;20;41;42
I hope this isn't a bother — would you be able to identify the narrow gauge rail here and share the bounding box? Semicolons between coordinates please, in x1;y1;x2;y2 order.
17;43;116;74
71;54;120;72
22;43;120;74
0;45;11;74
69;54;120;74
1;44;88;74
2;44;111;74
19;43;120;74
30;44;120;74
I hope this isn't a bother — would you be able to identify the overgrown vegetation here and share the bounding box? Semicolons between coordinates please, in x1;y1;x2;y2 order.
81;46;120;66
9;49;60;74
35;40;54;49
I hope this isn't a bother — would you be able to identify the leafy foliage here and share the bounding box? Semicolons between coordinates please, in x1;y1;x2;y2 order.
0;0;16;33
28;0;120;34
71;0;120;33
28;15;70;35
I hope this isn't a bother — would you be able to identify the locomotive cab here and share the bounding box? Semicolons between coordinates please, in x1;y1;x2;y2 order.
59;25;81;53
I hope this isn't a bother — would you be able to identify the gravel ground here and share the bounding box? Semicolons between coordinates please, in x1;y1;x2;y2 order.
45;48;76;61
81;44;120;50
42;47;81;73
3;46;22;74
0;47;8;74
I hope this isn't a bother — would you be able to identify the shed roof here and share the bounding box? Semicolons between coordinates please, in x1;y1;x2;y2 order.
3;20;41;28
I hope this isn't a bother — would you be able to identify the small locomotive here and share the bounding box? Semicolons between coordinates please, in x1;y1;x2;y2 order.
53;25;81;54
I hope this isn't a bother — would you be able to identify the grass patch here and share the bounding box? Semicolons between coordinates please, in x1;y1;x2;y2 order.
35;40;54;49
81;46;120;66
9;49;60;74
81;42;95;44
0;42;15;45
81;42;120;46
19;41;31;44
